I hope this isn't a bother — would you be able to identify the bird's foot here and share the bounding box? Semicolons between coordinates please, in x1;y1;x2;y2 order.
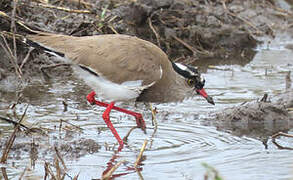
86;91;97;105
134;113;146;134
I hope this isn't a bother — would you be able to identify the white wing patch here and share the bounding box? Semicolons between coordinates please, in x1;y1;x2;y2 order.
121;80;143;86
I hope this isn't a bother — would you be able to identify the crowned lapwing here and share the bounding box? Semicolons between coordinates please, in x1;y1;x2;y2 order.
25;33;214;149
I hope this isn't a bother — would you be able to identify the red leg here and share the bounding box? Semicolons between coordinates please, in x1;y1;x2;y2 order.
87;91;146;132
87;91;97;105
103;102;123;150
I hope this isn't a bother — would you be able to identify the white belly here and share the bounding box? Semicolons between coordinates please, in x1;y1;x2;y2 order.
72;65;148;102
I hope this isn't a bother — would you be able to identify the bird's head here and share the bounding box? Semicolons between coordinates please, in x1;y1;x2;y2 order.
171;62;215;105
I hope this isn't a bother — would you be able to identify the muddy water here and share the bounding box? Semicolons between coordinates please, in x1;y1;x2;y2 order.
1;35;293;180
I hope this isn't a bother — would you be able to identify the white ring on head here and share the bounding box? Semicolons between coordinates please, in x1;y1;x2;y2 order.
175;63;196;76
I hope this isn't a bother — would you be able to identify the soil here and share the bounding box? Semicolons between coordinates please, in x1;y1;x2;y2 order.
1;0;291;73
208;91;293;141
0;0;291;89
0;127;101;160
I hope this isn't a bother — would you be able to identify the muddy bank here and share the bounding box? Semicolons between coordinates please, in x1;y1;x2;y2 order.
207;90;293;141
1;0;292;84
0;0;285;60
0;120;101;160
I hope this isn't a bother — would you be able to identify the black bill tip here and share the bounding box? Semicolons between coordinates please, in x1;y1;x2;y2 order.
206;95;215;105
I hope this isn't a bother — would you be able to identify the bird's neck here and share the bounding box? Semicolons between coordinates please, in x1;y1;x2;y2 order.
137;62;191;103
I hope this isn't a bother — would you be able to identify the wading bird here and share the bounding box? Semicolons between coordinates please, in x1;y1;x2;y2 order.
25;33;215;149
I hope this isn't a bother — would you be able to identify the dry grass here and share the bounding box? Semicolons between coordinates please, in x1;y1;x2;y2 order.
0;104;29;163
272;132;293;150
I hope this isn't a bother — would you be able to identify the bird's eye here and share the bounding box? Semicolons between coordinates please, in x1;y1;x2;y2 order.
187;79;195;87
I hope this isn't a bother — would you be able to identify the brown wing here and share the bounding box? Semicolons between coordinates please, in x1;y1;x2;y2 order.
28;34;167;86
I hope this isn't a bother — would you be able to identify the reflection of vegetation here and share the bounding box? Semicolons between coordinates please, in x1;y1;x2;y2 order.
202;163;223;180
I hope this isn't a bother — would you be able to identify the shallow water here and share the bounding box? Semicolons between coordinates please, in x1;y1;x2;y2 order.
0;35;293;180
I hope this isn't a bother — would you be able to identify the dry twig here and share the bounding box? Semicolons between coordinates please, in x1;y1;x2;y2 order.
0;105;29;163
1;168;9;180
59;119;83;132
285;71;291;90
221;0;263;35
272;132;293;150
134;140;148;167
265;1;293;17
73;173;80;180
0;34;22;78
27;2;92;14
1;126;19;163
170;35;211;56
44;162;57;180
272;132;293;139
171;35;197;55
102;160;126;180
18;167;28;180
0;116;29;129
0;1;24;78
136;170;144;180
123;126;137;143
20;47;34;70
108;25;119;34
54;146;67;171
149;103;157;127
0;11;38;33
62;101;68;112
148;17;161;47
11;0;18;67
67;0;93;9
148;104;158;149
107;15;119;34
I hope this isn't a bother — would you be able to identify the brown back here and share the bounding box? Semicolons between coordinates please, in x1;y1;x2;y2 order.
27;34;168;86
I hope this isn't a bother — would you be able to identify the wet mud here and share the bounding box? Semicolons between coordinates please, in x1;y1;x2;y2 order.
0;0;290;81
0;121;101;159
0;0;291;95
209;91;293;140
